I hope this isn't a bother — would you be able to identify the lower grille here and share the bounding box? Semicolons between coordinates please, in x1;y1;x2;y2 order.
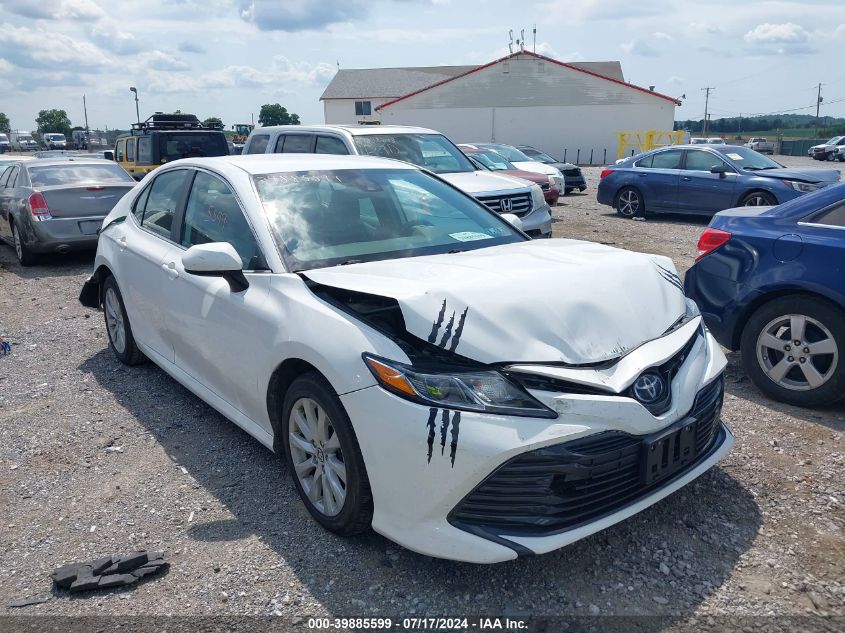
476;192;532;217
449;377;724;536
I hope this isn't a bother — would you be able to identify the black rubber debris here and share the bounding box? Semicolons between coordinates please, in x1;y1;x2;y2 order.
50;551;168;592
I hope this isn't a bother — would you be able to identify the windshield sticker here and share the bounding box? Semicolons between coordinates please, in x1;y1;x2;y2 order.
449;231;493;242
726;153;744;161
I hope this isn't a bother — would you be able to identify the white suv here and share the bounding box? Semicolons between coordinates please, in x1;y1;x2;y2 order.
243;125;552;238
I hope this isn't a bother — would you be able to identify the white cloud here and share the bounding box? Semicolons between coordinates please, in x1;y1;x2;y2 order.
0;22;112;70
834;23;845;39
0;58;13;74
144;51;189;71
238;0;367;31
87;20;144;54
539;0;663;22
743;22;815;54
668;75;684;85
621;39;661;57
653;32;673;41
688;22;725;35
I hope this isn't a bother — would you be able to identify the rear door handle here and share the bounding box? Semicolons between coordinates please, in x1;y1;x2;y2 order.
681;176;692;181
638;173;648;177
161;261;179;280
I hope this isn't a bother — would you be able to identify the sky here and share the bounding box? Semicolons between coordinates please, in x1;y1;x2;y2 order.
1;0;845;133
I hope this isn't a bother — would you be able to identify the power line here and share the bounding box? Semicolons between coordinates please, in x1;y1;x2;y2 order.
701;86;715;136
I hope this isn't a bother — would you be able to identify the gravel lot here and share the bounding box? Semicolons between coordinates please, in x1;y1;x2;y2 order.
0;155;843;626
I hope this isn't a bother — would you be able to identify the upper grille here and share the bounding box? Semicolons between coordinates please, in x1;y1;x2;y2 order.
476;192;532;217
449;377;724;537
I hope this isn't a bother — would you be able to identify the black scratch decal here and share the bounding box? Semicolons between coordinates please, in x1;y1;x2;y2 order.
439;409;450;455
449;412;461;467
448;308;469;352
655;264;683;291
438;311;456;348
427;300;447;343
426;408;437;463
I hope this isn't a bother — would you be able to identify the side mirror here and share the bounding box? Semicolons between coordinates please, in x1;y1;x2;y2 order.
501;213;524;231
182;242;249;292
710;164;728;177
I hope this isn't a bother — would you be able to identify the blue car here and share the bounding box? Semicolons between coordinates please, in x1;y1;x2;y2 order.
684;183;845;407
598;144;840;217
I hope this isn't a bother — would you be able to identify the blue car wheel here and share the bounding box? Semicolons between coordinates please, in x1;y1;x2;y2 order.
615;186;643;218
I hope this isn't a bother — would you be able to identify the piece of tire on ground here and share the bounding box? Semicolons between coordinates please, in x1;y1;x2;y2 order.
281;372;373;535
740;295;845;407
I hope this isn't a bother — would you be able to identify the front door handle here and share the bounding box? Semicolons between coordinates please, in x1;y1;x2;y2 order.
681;176;692;181
638;173;648;177
161;261;179;280
117;236;127;251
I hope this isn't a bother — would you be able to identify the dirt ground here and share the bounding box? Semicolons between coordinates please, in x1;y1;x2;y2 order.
0;155;843;628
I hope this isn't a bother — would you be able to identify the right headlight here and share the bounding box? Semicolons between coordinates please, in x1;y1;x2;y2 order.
363;354;557;418
784;180;822;193
530;184;546;209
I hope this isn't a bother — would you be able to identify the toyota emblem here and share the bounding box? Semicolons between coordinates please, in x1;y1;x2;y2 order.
632;372;666;405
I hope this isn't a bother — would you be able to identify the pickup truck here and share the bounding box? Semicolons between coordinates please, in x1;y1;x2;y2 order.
744;138;775;154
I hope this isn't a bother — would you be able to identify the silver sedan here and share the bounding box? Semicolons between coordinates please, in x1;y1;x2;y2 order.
0;158;136;265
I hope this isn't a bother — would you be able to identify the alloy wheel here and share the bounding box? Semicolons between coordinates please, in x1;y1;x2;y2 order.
287;397;347;516
756;314;838;391
743;194;770;206
104;287;126;354
618;190;640;216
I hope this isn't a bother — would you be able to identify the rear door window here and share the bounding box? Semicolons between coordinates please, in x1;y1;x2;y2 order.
315;136;349;155
812;203;845;228
4;167;20;187
649;150;683;169
116;140;125;162
273;135;287;153
138;137;152;163
126;138;136;162
140;169;190;240
247;135;269;154
281;135;315;153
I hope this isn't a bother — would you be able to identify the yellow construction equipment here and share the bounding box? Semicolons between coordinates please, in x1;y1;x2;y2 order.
617;130;685;160
232;123;254;145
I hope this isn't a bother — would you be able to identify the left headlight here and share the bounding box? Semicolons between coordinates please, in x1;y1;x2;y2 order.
530;184;546;209
784;179;823;193
363;354;557;418
685;296;701;318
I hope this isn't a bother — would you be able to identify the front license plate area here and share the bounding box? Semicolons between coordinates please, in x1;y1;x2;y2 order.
79;220;101;235
641;421;697;485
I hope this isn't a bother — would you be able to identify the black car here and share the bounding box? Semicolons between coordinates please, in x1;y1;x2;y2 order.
517;145;587;194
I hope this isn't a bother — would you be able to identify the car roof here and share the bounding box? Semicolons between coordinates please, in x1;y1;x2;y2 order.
251;124;439;137
23;158;122;167
165;153;424;176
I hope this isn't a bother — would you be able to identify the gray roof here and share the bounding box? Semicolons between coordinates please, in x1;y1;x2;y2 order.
320;60;626;100
320;66;475;100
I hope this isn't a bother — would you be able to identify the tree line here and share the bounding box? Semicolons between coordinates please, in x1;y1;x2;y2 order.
0;103;302;137
675;113;845;137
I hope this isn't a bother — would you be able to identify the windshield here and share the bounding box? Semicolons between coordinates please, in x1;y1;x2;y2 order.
478;144;531;162
46;134;65;141
253;168;524;271
351;134;475;174
719;147;783;170
28;163;135;186
522;148;557;163
467;150;516;171
825;136;844;145
158;133;228;162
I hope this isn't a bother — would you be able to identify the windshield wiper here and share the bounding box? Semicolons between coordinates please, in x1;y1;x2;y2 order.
336;259;365;266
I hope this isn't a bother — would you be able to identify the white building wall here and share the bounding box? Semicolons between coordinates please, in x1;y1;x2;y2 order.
376;54;676;163
323;98;393;125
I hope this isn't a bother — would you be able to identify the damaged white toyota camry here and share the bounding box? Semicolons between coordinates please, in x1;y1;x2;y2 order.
80;154;732;563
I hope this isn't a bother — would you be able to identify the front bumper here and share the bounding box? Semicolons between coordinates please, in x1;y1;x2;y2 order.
519;203;552;238
343;321;729;563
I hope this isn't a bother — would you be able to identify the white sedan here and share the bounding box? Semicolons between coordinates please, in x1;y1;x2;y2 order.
80;154;732;563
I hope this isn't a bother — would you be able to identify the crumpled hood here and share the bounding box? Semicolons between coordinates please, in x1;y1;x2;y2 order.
440;170;533;194
303;240;688;365
752;167;841;183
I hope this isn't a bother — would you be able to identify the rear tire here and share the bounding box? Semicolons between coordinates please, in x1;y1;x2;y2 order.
281;372;373;535
614;186;643;218
102;276;145;366
740;190;777;207
740;296;845;407
11;219;36;266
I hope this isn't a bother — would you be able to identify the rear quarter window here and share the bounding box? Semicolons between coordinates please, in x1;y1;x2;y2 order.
247;135;270;154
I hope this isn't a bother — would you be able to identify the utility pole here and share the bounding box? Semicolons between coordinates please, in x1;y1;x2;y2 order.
701;86;714;136
738;112;742;139
815;83;823;138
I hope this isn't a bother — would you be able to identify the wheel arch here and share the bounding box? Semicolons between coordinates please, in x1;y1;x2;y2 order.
731;288;844;350
266;358;326;453
736;187;778;207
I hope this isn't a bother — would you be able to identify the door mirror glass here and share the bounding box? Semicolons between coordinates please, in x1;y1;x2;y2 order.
710;164;728;174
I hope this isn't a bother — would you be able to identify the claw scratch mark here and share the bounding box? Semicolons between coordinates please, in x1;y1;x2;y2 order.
428;300;447;343
440;409;450;456
426;408;437;463
449;412;461;467
448;307;469;352
438;311;456;349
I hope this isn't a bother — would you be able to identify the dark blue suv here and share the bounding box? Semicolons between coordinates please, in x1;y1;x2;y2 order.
685;183;845;407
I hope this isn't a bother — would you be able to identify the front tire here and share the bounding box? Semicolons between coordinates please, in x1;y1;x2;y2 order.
740;296;845;407
102;276;145;366
741;190;777;207
615;186;643;218
11;219;36;266
281;372;373;535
